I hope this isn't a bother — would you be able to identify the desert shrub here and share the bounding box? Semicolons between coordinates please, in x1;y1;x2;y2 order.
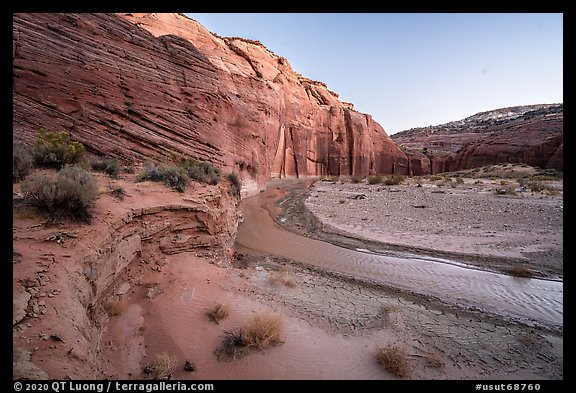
240;313;283;349
494;185;517;196
139;161;164;182
375;345;410;377
139;162;188;192
91;156;120;178
185;160;221;185
13;144;33;183
269;266;296;287
384;174;404;186
320;175;339;182
505;264;534;278
104;298;126;316
32;129;85;168
207;304;230;324
160;165;188;192
522;180;558;195
108;185;126;200
21;165;98;222
350;175;364;184
367;174;384;185
425;354;444;368
145;352;177;380
532;174;559;181
225;172;241;197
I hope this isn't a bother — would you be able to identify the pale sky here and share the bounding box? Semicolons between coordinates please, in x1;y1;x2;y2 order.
186;13;563;135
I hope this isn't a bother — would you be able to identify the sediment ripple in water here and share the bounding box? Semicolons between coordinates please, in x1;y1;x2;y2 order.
235;185;563;330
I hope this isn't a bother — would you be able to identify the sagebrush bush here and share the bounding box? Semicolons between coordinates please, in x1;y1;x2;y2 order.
32;129;85;168
384;174;405;186
185;160;221;185
225;172;241;197
91;156;120;178
21;165;98;222
13;144;33;183
350;175;364;184
367;174;384;184
139;162;188;192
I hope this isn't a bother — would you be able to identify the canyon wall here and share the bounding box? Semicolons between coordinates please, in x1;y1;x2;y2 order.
13;13;411;195
393;105;563;173
13;183;240;379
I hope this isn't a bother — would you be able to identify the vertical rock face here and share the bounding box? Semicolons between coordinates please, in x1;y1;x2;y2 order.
13;13;409;193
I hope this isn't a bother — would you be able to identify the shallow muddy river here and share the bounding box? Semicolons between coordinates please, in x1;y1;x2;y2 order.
101;181;563;380
235;184;563;331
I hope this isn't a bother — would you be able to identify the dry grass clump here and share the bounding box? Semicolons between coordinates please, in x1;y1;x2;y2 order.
269;266;296;287
350;175;364;184
104;298;126;316
207;304;230;324
145;352;177;380
367;174;384;184
505;264;534;278
240;313;283;349
518;178;560;195
215;313;283;361
494;185;517;195
425;354;444;368
384;174;405;185
375;344;410;377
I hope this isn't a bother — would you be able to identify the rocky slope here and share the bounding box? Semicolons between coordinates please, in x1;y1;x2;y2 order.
13;173;240;379
13;13;415;194
392;104;563;172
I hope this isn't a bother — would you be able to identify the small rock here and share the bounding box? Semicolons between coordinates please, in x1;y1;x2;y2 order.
50;334;65;343
116;283;131;296
184;360;197;372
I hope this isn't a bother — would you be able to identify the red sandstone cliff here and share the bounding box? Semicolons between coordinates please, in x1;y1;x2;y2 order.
393;105;563;173
13;13;411;194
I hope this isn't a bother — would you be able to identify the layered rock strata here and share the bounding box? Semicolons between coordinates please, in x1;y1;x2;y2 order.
13;13;412;195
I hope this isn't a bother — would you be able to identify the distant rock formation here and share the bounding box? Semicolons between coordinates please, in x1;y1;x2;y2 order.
13;13;411;195
13;14;562;185
393;104;563;172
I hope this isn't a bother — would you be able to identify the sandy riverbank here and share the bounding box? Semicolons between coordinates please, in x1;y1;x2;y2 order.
274;165;563;280
13;164;563;380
